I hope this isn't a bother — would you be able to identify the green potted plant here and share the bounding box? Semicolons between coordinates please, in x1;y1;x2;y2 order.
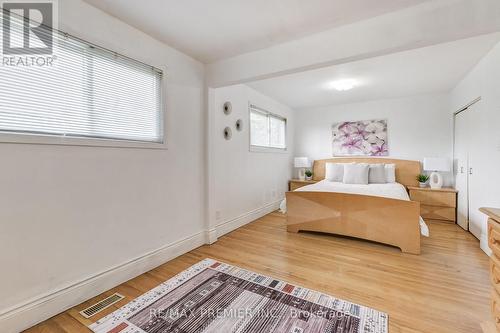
416;174;430;188
305;170;313;181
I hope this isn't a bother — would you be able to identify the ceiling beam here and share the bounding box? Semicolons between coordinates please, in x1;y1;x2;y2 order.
207;0;500;87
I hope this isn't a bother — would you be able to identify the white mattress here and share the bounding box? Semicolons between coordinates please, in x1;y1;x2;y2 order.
280;180;429;237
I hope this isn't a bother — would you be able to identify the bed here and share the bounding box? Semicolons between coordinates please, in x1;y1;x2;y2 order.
283;158;425;254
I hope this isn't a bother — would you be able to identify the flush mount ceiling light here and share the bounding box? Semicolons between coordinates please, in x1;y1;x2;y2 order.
327;79;357;91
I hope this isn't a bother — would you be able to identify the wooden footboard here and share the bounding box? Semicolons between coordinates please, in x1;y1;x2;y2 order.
286;191;421;254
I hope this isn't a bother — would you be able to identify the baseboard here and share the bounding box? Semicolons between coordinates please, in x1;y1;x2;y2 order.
480;233;492;256
205;228;218;244
469;224;492;256
0;231;206;333
215;199;282;238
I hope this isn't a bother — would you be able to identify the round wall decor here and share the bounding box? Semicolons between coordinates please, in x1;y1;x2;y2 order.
235;119;243;131
223;102;232;115
224;127;232;140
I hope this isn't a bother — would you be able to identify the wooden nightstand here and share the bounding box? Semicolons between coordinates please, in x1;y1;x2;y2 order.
408;186;458;223
479;207;500;333
289;179;318;191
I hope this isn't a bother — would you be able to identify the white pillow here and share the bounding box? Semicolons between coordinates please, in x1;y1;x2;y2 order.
343;163;370;185
385;164;396;183
325;163;345;182
369;164;387;184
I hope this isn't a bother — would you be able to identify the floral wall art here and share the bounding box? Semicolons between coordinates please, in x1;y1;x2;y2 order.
332;119;389;156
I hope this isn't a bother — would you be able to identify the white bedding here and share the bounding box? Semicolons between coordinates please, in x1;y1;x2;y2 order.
280;180;429;237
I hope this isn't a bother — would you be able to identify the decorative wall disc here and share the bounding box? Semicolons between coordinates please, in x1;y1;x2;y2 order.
236;119;243;131
224;127;232;140
223;102;232;115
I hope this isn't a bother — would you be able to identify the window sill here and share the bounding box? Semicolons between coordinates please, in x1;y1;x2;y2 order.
0;132;167;150
249;145;288;154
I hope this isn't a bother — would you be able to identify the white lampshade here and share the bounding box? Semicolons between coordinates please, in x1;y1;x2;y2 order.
294;157;310;168
423;157;450;172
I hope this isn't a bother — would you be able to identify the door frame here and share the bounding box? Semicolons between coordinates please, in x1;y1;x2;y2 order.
452;97;481;231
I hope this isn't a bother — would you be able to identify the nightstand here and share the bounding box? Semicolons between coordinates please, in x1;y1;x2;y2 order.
408;186;458;223
289;179;318;191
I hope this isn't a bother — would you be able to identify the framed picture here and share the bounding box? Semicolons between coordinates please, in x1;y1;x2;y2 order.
332;119;388;156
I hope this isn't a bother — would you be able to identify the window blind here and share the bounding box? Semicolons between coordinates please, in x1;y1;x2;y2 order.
0;11;164;144
249;105;286;149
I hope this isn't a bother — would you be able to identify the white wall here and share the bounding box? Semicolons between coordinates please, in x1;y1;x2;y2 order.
210;85;294;237
450;41;500;253
0;0;206;331
294;94;453;184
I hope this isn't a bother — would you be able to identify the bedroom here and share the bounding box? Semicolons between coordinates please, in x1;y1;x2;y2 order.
1;1;500;332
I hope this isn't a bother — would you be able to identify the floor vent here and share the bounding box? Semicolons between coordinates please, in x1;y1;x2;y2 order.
79;293;125;318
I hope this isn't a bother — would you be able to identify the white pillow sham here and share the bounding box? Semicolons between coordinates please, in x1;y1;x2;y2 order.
385;164;396;183
325;163;349;182
343;163;370;184
325;162;396;184
369;164;387;184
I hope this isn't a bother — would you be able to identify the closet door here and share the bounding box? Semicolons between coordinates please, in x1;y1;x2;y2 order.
454;109;470;231
466;102;485;240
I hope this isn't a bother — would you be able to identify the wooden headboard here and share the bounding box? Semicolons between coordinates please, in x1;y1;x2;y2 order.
312;157;422;187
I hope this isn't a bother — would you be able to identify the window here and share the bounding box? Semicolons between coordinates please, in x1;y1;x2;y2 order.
249;104;286;150
0;12;164;147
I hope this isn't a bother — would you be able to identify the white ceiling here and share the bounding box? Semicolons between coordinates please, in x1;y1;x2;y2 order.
83;0;429;63
247;33;500;110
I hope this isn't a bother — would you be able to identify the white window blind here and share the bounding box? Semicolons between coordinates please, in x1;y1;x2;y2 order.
249;104;286;150
0;12;164;144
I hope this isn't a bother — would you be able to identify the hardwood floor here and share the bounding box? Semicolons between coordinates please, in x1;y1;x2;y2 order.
25;212;491;333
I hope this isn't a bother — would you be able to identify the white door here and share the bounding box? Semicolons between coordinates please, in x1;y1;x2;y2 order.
466;102;487;240
454;102;483;239
454;110;470;231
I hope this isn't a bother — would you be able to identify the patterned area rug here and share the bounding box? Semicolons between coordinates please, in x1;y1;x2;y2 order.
90;259;388;333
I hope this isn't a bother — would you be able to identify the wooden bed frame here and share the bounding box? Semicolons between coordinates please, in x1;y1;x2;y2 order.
286;158;422;254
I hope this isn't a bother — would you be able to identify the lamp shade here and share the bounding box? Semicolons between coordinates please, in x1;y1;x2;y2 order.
423;157;450;172
294;157;310;168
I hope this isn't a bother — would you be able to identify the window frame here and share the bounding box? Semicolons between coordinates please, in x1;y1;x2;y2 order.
0;73;167;149
0;14;167;150
249;103;287;153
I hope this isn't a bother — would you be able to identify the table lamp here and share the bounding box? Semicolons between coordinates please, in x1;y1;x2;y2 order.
294;157;310;181
423;157;450;189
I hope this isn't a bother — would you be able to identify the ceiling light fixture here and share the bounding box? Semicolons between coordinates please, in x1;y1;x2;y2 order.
328;79;357;91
